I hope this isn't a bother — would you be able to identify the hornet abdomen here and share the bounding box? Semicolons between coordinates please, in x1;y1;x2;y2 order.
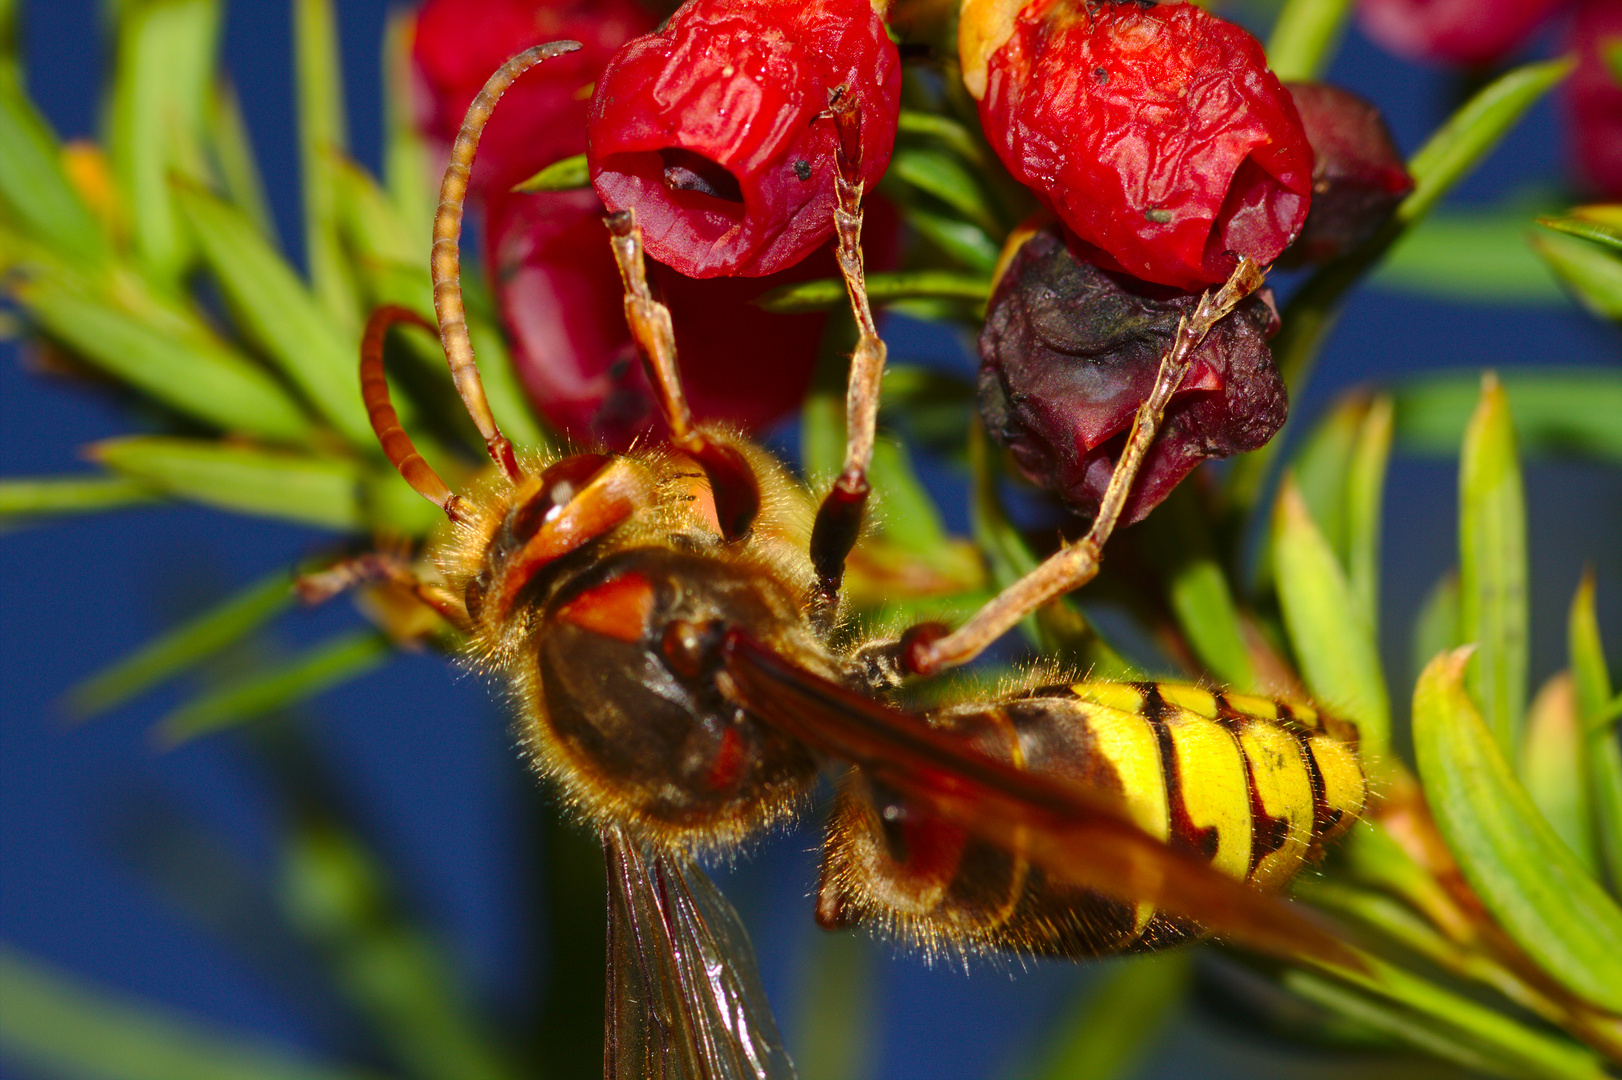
818;681;1365;958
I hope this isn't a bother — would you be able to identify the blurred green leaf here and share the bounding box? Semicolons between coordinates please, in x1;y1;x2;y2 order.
1338;819;1476;950
0;945;380;1080
890;146;1002;235
382;10;436;243
512;152;588;193
1022;954;1191;1080
0;0;14;66
15;277;313;440
275;805;519;1080
1404;59;1574;223
1457;373;1529;753
896;109;987;167
1273;477;1391;761
0;475;159;523
352;254;433;317
1299;875;1571;1033
801;309;857;483
1285;960;1607;1080
1374;209;1566;305
1530;230;1622;320
1231;57;1572;511
1537;207;1622;253
1569;573;1622;894
178;182;372;444
1284;54;1563;376
1145;487;1256;690
1344;396;1393;634
92;436;362;530
792;931;874;1080
1391;368;1622;462
294;0;361;332
0;67;106;261
1412;570;1462;690
904;204;1000;273
868;436;948;552
756;270;990;314
107;0;220;282
1520;672;1597;872
331;152;418;266
878;365;975;455
1291;393;1366;562
1412;648;1622;1013
1265;0;1350;81
205;77;274;238
158;631;390;743
66;569;295;718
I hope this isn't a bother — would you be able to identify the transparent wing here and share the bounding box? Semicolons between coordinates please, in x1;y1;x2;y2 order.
603;826;798;1080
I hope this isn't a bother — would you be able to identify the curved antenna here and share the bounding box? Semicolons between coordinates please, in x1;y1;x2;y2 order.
360;305;464;520
430;39;582;483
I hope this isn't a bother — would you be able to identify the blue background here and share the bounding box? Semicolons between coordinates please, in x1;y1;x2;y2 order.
2;3;1618;1079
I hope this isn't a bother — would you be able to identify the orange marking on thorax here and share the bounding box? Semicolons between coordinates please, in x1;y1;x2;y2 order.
705;726;747;793
554;572;656;644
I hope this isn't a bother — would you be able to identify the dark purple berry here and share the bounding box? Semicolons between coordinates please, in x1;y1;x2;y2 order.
978;221;1288;524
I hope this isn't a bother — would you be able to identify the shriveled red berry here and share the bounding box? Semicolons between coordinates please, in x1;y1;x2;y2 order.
485;190;840;446
1354;0;1565;66
978;221;1287;523
1567;0;1622;198
587;0;901;277
968;0;1313;291
1280;83;1414;265
412;0;653;198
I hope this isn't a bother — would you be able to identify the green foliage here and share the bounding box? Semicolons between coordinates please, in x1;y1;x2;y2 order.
0;946;378;1080
2;3;1619;1080
0;475;159;524
1019;954;1192;1080
1413;649;1622;1013
1273;476;1392;762
512;152;589;193
1264;0;1350;81
1458;374;1530;753
67;569;298;718
90;436;367;530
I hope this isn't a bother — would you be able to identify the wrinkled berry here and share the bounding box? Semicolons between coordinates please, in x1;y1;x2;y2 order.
1568;0;1622;198
588;0;901;277
968;0;1313;291
978;221;1287;523
1280;83;1413;266
412;0;654;199
486;189;846;446
1354;0;1565;66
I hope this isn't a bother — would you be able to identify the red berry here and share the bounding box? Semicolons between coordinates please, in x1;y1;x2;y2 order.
1354;0;1565;66
1567;0;1622;198
970;0;1313;291
978;221;1287;523
412;0;653;198
1280;82;1413;265
485;190;849;446
587;0;901;278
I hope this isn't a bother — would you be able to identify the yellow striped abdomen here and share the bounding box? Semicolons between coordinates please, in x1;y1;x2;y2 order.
817;681;1366;959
